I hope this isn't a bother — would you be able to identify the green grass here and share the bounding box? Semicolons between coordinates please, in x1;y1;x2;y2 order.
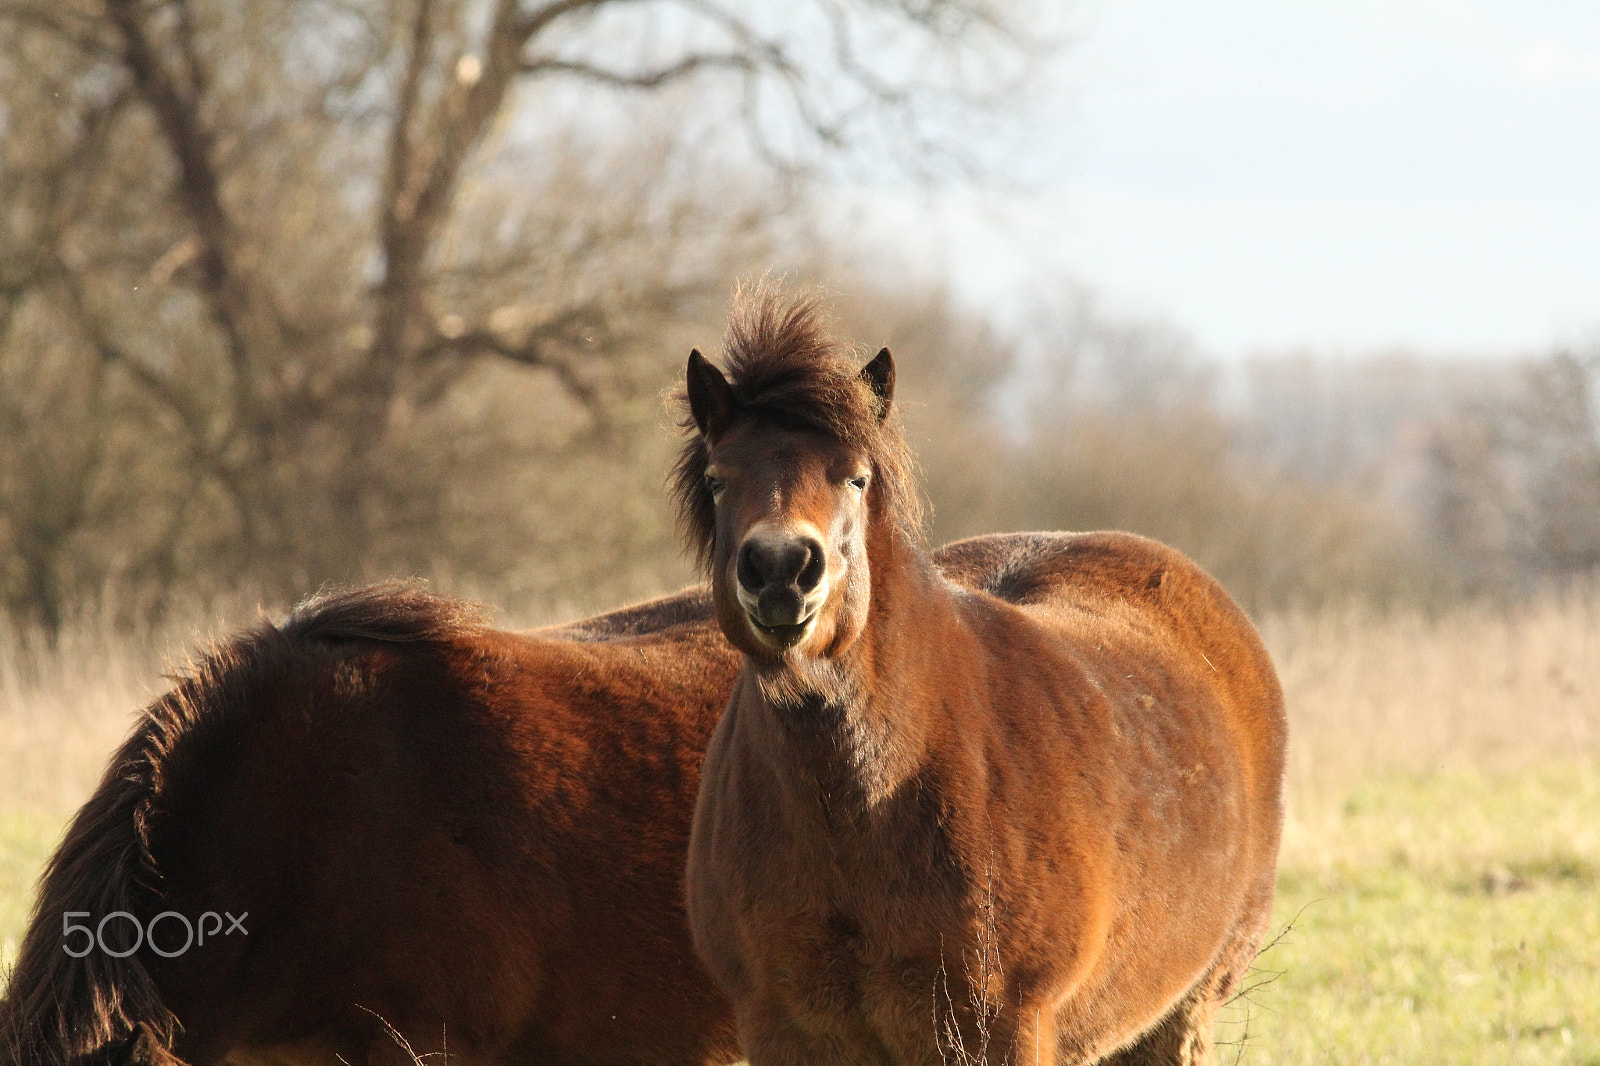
1;810;66;972
1224;764;1600;1065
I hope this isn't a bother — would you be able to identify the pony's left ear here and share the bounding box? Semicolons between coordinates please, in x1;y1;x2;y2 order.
860;347;895;421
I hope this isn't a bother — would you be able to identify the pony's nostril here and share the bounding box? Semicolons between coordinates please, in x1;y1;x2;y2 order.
738;533;827;597
737;540;765;594
796;540;826;594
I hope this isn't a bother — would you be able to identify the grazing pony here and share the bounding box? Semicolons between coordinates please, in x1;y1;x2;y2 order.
0;583;744;1066
676;291;1287;1066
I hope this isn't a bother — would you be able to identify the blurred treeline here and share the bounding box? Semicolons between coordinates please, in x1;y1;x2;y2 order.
870;289;1600;613
2;0;1597;636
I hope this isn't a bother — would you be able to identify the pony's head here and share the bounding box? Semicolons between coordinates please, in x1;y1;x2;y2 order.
673;289;922;664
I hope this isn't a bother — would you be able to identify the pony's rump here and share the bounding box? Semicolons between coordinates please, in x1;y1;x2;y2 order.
281;580;489;643
1;582;743;1066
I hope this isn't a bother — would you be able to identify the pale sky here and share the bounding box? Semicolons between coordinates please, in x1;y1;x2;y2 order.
877;0;1600;359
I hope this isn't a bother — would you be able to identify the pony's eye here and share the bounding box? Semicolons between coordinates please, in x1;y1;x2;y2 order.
848;475;869;491
705;474;725;497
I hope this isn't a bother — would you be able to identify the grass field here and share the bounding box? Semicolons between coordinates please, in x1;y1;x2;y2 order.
3;588;1598;1062
1226;764;1600;1066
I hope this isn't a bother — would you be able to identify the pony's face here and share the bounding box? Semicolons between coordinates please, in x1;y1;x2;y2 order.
701;421;874;661
685;349;895;664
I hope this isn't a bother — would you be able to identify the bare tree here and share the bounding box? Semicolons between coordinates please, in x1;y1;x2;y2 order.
0;0;1029;629
1512;349;1600;577
1424;347;1600;594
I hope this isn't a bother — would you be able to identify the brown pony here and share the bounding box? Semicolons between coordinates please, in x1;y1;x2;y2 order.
0;583;745;1066
676;291;1288;1065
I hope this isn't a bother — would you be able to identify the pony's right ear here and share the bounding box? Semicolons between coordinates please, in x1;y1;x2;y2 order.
860;347;895;421
687;349;737;439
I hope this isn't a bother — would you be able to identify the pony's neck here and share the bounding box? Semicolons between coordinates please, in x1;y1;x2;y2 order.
750;524;949;815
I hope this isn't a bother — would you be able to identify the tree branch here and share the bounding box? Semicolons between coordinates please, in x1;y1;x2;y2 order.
414;313;606;412
673;0;845;164
1;85;131;344
56;266;262;550
366;0;564;404
103;0;227;294
370;0;508;377
381;0;434;234
101;0;262;419
171;0;211;101
52;263;213;452
519;51;755;88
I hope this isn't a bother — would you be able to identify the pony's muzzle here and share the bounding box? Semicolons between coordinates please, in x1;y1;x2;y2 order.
735;529;828;640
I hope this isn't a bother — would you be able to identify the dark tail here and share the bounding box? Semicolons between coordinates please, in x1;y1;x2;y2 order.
0;710;183;1066
0;582;485;1066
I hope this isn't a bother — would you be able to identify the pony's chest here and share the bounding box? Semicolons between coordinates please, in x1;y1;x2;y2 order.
767;900;963;1048
753;830;974;1017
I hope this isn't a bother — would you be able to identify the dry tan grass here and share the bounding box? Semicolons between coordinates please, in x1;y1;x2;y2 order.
0;618;168;818
1260;582;1600;870
1267;587;1600;778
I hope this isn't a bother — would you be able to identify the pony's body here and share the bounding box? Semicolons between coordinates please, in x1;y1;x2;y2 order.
692;532;1282;1065
677;293;1287;1066
1;585;744;1066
